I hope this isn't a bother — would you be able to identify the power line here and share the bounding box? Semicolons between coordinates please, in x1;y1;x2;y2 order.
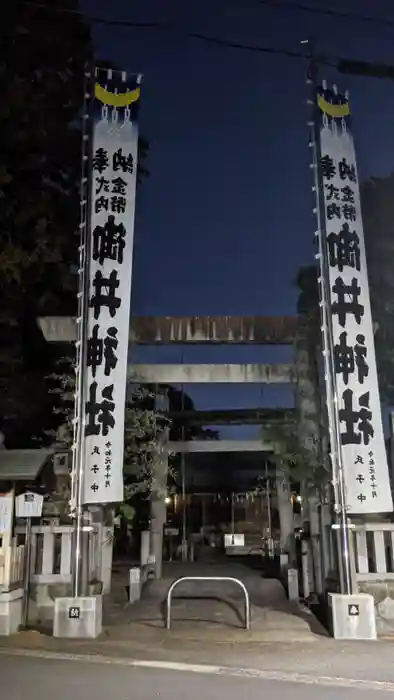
21;0;394;33
177;30;323;61
253;0;394;31
22;0;394;36
19;1;336;65
22;0;394;30
18;0;394;77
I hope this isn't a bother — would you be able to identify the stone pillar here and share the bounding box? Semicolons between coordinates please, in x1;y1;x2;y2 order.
308;495;323;595
288;568;299;602
92;507;114;595
293;325;330;594
140;530;150;567
150;471;167;579
150;393;169;579
129;567;141;603
319;502;331;583
53;450;70;514
100;522;114;594
276;466;294;562
88;505;113;594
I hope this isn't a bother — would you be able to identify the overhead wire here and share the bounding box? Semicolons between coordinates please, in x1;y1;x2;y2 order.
21;0;394;32
21;0;394;28
17;1;394;76
253;0;394;30
7;1;339;67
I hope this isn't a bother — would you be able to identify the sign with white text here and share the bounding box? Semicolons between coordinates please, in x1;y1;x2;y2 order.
317;86;392;514
82;67;141;504
15;492;43;519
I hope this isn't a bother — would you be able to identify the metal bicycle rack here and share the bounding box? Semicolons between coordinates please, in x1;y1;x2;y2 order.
165;576;251;630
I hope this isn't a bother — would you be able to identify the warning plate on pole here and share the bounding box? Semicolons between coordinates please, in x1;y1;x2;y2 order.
348;603;360;617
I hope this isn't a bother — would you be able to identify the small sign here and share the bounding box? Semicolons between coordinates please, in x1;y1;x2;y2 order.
224;533;245;548
348;604;360;617
15;492;44;519
68;606;81;620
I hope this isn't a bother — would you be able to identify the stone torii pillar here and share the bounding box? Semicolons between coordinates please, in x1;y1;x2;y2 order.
275;465;294;563
149;393;169;579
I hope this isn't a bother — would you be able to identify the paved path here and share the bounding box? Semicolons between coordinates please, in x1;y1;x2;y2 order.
3;652;394;699
107;561;325;642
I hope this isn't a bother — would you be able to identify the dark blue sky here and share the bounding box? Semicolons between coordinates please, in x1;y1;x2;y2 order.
81;0;394;426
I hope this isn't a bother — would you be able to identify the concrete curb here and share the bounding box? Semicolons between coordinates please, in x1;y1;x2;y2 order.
1;646;394;692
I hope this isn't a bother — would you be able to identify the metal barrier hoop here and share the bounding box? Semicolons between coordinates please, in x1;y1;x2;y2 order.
165;576;251;630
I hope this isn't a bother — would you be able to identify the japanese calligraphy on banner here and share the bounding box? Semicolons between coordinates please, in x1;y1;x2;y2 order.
82;67;141;505
317;86;393;514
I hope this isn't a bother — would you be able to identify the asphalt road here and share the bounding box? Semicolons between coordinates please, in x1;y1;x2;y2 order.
2;653;394;700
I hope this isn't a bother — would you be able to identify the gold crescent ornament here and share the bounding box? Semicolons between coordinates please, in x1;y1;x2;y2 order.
95;83;140;107
317;93;350;118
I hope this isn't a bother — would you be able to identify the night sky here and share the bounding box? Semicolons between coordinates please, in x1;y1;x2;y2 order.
81;0;394;432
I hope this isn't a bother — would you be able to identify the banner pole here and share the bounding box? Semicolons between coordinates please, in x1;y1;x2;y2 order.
303;39;353;595
71;65;95;599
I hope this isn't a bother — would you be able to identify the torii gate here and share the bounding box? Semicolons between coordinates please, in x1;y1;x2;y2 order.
39;314;313;579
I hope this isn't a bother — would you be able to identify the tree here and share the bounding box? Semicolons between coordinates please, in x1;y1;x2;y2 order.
47;360;213;521
259;266;330;561
361;173;394;404
295;265;320;328
260;423;327;491
261;264;330;492
46;359;171;521
0;1;91;445
288;175;394;404
0;1;150;447
264;171;394;494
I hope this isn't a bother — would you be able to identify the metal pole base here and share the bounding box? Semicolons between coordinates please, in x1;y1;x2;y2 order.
53;596;102;639
328;593;376;640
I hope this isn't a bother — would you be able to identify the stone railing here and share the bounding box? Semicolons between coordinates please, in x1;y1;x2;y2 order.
14;525;100;585
353;522;394;582
0;541;24;589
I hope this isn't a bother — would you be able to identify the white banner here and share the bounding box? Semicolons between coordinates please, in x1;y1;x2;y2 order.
82;69;141;504
318;87;392;514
